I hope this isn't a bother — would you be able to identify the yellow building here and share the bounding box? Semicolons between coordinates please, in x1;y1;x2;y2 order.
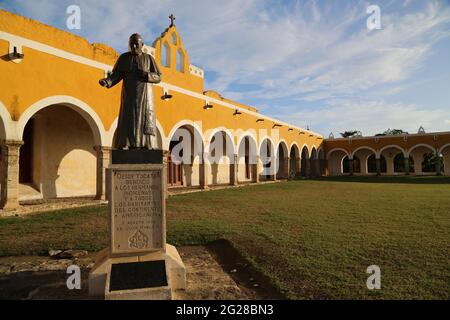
0;10;449;211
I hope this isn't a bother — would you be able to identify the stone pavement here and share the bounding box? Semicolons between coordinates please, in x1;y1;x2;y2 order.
0;245;278;300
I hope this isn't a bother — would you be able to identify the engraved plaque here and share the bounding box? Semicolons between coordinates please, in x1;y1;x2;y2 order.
110;166;164;255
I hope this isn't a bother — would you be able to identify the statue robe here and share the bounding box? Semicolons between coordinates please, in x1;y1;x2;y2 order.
105;52;161;149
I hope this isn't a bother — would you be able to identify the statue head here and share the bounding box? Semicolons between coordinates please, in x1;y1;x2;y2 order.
129;33;144;55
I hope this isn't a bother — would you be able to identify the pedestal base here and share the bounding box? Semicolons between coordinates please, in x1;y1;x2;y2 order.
88;244;186;300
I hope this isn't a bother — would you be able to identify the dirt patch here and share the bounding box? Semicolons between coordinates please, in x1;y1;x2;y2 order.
0;243;284;300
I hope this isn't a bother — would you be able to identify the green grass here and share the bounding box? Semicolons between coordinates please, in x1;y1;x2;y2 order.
1;176;449;299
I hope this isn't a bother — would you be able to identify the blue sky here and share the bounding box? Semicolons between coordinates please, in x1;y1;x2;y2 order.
1;0;450;136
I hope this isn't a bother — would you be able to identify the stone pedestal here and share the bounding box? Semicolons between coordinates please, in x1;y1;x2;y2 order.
89;149;186;300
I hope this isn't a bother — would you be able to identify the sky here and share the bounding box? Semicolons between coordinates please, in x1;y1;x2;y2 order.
1;0;450;136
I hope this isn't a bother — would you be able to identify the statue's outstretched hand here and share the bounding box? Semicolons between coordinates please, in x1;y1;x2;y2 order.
99;79;108;87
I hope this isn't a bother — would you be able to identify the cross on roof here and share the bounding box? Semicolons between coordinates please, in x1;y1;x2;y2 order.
169;14;176;27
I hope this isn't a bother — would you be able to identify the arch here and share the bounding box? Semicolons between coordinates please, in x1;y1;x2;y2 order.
318;148;325;159
342;155;361;174
310;147;318;159
18;96;105;146
258;135;276;155
289;143;301;178
205;127;236;154
275;140;289;179
171;32;178;45
351;146;377;159
407;144;435;157
167;120;204;151
289;142;300;158
276;139;289;155
393;153;414;173
439;143;450;155
300;144;310;159
378;144;406;158
326;148;349;160
19;105;98;199
236;134;258;182
162;41;171;67
259;136;276;179
167;121;205;187
367;154;387;173
176;48;185;72
0;100;13;140
236;131;258;154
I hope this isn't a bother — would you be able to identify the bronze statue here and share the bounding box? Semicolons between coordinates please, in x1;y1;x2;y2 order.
99;33;162;149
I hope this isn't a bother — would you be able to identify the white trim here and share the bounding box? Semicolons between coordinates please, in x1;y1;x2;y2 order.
310;145;318;159
166;120;205;151
326;148;349;160
204;127;236;154
300;144;310;159
0;100;15;140
276;139;289;154
439;143;450;155
407;144;435;157
289;142;300;157
236;131;258;150
17;95;105;145
0;31;112;72
351;146;377;158
258;135;276;155
0;31;322;139
378;145;407;158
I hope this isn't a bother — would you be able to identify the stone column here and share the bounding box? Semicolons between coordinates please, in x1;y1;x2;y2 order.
230;154;239;186
443;152;450;176
435;153;442;176
199;152;208;189
285;157;290;179
305;157;311;177
412;155;422;175
404;157;410;176
349;159;354;176
295;157;301;177
94;146;112;200
1;140;24;211
315;158;321;177
358;156;367;175
376;158;381;176
253;155;260;183
270;156;277;181
162;150;169;199
386;156;394;175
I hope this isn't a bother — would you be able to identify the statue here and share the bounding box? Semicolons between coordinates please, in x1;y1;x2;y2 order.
99;33;162;149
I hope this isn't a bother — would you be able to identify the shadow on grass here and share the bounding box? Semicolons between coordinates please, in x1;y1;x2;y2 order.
207;239;286;300
309;175;450;184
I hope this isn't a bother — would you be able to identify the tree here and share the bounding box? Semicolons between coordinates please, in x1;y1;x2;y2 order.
340;130;358;138
375;128;408;136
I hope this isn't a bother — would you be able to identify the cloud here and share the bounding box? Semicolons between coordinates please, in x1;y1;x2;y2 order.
278;99;450;136
2;0;450;134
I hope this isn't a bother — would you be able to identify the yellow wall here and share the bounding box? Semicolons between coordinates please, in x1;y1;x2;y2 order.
0;9;323;155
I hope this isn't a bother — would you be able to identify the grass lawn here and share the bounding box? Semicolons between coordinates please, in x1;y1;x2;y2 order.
0;176;449;299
